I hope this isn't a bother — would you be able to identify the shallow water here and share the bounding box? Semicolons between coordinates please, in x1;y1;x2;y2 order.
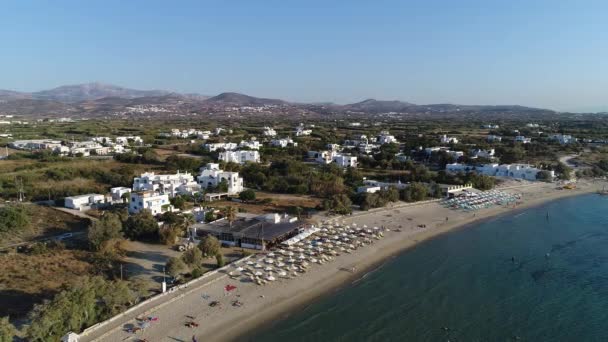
249;194;608;342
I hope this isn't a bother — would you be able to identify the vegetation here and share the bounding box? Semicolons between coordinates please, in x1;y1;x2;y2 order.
215;253;225;267
198;235;220;257
0;204;30;235
87;212;123;251
239;189;256;202
166;257;187;278
0;316;17;342
124;210;159;241
26;276;139;342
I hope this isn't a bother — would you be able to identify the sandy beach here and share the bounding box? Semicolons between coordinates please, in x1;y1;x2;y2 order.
86;180;607;342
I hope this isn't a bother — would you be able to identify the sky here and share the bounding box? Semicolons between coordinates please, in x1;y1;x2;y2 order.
1;0;608;112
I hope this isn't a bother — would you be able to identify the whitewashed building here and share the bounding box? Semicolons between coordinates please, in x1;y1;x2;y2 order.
440;135;459;144
239;139;261;150
377;131;398;144
271;138;297;148
132;171;201;197
64;194;105;211
197;163;244;195
129;191;172;215
549;134;576;144
332;154;358;168
445;163;554;181
470;148;495;159
219;150;260;164
111;187;131;202
263;126;277;137
295;124;312;136
203;142;238;152
515;136;532;144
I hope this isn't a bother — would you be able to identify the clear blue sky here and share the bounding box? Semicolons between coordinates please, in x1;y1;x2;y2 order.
2;0;608;112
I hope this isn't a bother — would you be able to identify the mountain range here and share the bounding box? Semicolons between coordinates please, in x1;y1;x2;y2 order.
0;82;558;119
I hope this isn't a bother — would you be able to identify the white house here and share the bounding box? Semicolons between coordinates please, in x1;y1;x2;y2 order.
377;131;398;144
219;150;260;164
263;126;277;137
132;171;200;197
549;134;576;144
115;136;143;146
64;194;105;211
332;154;358;168
515;136;532;144
362;179;409;190
129;191;172;215
239;139;261;150
440;135;459;144
308;150;333;164
197;163;244;195
203;142;238;152
446;163;553;181
111;187;131;202
295;124;312;136
470;148;495;159
197;131;211;139
271;138;297;148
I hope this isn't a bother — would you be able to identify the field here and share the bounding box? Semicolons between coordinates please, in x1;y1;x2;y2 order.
0;249;94;319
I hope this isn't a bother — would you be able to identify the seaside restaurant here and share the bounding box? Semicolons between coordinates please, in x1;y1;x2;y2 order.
193;213;305;250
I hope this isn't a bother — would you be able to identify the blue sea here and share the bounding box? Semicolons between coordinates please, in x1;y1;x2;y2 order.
248;194;608;342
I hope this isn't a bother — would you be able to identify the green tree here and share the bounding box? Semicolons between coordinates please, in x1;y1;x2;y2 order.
470;174;495;190
169;196;186;210
0;204;30;234
88;212;123;251
204;211;216;222
0;316;17;342
555;162;572;180
215;253;225;267
166;257;187;278
27;276;136;342
198;235;220;257
124;210;159;241
182;247;203;266
324;194;352;215
239;189;256;202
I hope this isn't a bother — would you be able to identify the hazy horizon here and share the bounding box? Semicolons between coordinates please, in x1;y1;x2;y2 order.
2;0;608;112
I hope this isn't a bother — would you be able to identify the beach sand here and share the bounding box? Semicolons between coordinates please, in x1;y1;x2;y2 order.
90;180;607;342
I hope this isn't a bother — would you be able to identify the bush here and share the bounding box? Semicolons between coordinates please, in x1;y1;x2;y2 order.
239;189;256;202
88;212;123;251
0;205;30;234
191;267;203;278
198;235;220;257
166;257;187;278
182;247;203;266
215;253;225;267
124;210;159;242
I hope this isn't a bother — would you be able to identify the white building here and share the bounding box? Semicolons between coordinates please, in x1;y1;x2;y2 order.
515;136;532;144
271;138;297;148
263;126;277;137
219;150;260;164
197;163;244;195
332;154;358;168
132;171;200;197
64;194;105;211
362;179;409;190
357;185;382;194
129;191;172;215
203;142;238;152
308;151;357;167
445;163;554;181
110;187;131;202
487;135;502;142
470;148;495;159
295;124;312;136
550;134;576;144
10;139;63;150
197;131;211;139
377;131;398;144
440;135;459;144
115;136;143;146
239;139;261;150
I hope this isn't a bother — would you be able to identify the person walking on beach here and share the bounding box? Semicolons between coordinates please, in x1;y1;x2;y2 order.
192;335;198;342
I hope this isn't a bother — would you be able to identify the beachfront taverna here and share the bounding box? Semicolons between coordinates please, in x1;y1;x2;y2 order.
192;213;305;250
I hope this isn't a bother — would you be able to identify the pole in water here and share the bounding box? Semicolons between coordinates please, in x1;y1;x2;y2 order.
546;211;549;220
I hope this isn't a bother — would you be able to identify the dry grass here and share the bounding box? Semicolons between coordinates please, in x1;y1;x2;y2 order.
1;204;90;245
0;249;93;318
212;192;321;214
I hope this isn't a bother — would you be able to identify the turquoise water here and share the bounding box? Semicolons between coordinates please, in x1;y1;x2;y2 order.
248;194;608;342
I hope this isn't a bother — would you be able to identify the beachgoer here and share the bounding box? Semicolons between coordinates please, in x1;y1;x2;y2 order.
192;335;198;342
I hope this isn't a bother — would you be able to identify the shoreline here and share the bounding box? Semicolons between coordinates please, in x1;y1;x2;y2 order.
221;183;603;342
85;181;607;342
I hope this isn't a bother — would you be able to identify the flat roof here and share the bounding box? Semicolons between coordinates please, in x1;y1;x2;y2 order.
193;216;302;241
